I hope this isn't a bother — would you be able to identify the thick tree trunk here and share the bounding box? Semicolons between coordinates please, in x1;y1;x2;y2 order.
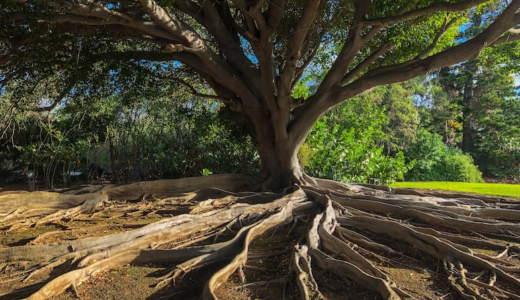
256;140;303;191
235;95;311;191
252;126;308;191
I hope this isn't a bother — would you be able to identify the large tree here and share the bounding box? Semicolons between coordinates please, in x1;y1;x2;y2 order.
2;0;519;189
3;1;520;300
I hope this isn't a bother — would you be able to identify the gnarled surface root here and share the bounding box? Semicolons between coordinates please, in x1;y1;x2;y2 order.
1;174;520;300
0;174;249;230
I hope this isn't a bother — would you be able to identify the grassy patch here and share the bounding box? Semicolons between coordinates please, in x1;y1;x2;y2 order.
390;182;520;199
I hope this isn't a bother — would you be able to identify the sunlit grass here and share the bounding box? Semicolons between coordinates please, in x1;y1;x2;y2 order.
390;182;520;199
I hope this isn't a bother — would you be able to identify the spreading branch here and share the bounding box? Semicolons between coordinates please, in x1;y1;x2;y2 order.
334;5;520;103
315;1;376;97
364;0;490;26
175;78;231;102
3;0;520;171
492;26;520;45
37;81;76;112
279;0;321;101
340;43;394;85
289;1;520;156
415;16;458;60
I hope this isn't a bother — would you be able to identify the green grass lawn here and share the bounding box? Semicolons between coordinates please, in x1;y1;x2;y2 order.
390;182;520;199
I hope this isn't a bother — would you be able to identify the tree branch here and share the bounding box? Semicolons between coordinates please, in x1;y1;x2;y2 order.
37;81;76;112
212;0;241;44
289;0;520;157
279;0;321;102
229;0;268;31
292;43;320;90
127;60;232;103
340;43;394;85
171;0;205;25
491;26;520;45
315;1;377;98
37;1;184;43
137;0;261;108
174;78;231;102
291;9;340;91
364;0;490;26
225;1;280;115
266;0;285;30
415;16;457;60
46;14;126;26
137;0;202;46
196;0;260;86
330;9;449;87
91;2;135;23
334;3;520;105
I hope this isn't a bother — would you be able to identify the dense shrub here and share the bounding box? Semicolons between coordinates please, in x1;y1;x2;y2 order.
302;98;413;184
0;94;259;187
404;130;483;182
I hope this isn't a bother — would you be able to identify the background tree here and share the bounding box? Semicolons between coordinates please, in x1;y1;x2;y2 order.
436;56;520;178
414;28;520;180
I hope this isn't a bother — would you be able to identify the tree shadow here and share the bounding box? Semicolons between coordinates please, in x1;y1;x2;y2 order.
0;281;48;300
0;258;77;300
6;238;36;247
143;262;230;300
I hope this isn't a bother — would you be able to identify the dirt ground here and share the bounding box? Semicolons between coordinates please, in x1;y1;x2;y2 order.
1;183;519;300
0;206;459;300
0;219;457;300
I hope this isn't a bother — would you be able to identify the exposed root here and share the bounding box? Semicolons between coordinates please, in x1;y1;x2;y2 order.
0;174;249;229
189;190;285;214
202;195;309;299
335;226;402;256
330;193;520;235
340;215;520;298
0;192;107;229
237;274;292;288
1;175;520;300
307;199;402;300
467;277;520;300
2;185;309;300
290;244;324;300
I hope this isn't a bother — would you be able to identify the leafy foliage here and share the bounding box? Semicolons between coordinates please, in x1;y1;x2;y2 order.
415;52;520;180
0;92;258;186
303;97;412;184
404;130;483;183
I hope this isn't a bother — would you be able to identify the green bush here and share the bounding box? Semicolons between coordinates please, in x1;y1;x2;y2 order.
404;130;483;182
0;93;259;186
303;98;413;184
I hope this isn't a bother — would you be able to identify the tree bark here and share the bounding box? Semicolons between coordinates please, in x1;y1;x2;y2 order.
250;111;306;191
461;61;477;152
256;139;303;191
